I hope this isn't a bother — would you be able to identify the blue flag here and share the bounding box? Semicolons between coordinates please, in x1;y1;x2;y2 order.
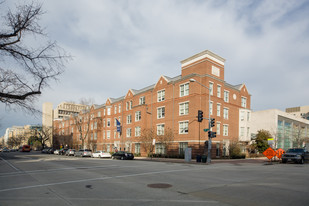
116;119;121;132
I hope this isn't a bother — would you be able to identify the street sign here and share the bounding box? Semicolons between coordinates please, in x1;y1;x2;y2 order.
203;129;209;132
263;147;276;160
276;148;285;159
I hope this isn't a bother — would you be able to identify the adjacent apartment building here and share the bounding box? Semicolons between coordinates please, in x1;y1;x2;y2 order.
53;50;251;158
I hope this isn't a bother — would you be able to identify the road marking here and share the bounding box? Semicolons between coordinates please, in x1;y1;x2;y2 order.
0;157;21;172
0;166;211;193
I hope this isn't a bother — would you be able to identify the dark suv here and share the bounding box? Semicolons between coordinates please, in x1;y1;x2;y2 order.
282;148;307;164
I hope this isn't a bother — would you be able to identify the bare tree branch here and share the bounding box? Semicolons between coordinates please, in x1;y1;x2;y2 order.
0;1;71;112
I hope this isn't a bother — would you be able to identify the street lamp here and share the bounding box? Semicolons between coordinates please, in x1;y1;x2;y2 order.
189;78;212;163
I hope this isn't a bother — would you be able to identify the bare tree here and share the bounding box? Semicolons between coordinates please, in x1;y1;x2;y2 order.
73;110;91;149
0;1;70;112
156;127;174;154
36;126;52;148
138;128;156;156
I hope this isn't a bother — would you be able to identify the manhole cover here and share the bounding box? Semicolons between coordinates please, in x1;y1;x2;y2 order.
147;183;172;189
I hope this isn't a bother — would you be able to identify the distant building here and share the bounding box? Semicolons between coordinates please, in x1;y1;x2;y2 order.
251;109;309;150
286;105;309;120
3;125;42;148
42;102;89;148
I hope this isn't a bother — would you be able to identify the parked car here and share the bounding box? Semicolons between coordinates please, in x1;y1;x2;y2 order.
282;148;307;164
21;145;31;152
47;148;55;154
2;148;10;152
75;149;92;157
65;149;76;156
54;149;60;155
92;151;112;158
112;151;134;160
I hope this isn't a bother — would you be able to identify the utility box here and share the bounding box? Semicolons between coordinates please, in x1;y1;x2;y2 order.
185;148;192;162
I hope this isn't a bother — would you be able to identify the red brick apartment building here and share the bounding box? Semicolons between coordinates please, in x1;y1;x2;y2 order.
53;50;251;158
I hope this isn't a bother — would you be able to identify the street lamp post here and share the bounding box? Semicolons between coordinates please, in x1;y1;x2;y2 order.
190;78;212;163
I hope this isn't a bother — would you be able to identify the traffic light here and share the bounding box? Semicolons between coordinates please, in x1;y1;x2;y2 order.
198;110;203;122
210;118;215;127
208;131;217;138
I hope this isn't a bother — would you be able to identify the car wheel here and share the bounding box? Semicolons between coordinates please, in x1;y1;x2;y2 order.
299;158;304;164
282;159;287;163
121;156;124;160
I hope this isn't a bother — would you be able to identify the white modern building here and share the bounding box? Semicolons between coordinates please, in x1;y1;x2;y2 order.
251;109;309;150
286;105;309;120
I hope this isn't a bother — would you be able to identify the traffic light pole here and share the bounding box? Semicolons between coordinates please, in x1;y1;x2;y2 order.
190;79;212;163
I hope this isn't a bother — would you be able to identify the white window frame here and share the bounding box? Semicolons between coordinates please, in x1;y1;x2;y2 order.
135;126;141;137
179;121;189;134
216;122;220;135
223;108;229;120
107;130;111;139
157;124;165;135
223;124;229;136
127;115;132;124
224;90;229;103
157;90;165;102
107;119;111;127
135;111;141;121
180;83;189;97
157;106;165;119
217;85;221;98
179;102;189;116
126;128;131;137
241;97;247;108
217;103;221;116
209;82;214;96
139;96;145;105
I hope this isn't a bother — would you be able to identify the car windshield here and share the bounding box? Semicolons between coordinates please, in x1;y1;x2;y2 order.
287;149;304;153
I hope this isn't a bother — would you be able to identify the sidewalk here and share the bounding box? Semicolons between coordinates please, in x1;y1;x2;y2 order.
134;156;268;164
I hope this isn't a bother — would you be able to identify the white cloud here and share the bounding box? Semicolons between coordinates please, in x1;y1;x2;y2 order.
1;0;309;135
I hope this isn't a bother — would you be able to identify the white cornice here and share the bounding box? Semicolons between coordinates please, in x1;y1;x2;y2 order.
181;50;225;68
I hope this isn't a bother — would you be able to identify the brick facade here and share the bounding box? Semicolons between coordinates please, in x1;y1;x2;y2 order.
53;50;251;158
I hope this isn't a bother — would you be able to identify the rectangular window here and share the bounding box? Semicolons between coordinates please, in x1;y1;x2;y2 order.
94;132;97;140
107;119;111;127
179;102;189;115
157;124;165;135
135;111;141;121
127;115;132;124
179;121;189;134
216;122;220;135
223;108;229;119
240;127;245;137
157;90;165;102
135;126;141;137
240;111;245;121
157;107;165;119
179;142;188;155
126;128;131;137
114;106;117;114
135;143;141;154
180;83;189;97
241;97;247;108
94;122;97;129
107;107;111;115
224;90;229;103
209;82;214;96
107;130;110;139
119;104;121;113
223;125;228;136
155;143;165;154
217;85;221;98
98;111;101;117
126;102;129;111
130;101;132;110
217;104;221;116
247;112;250;121
139;96;145;105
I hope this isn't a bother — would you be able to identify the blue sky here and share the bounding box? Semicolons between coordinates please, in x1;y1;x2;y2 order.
1;0;309;136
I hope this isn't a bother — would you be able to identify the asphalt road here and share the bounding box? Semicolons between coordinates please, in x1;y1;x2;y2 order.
0;151;309;206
